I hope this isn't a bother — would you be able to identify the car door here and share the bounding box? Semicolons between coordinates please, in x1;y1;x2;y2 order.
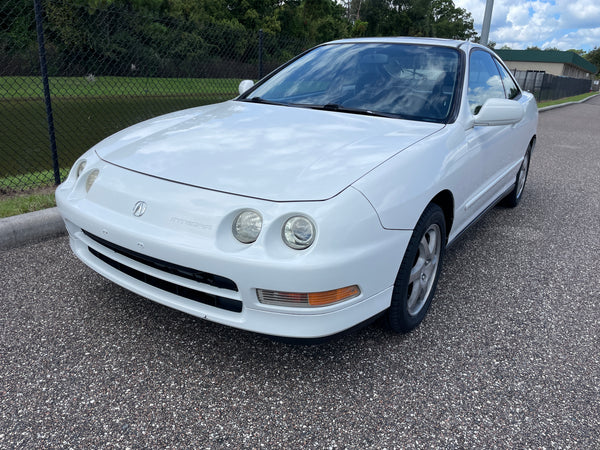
464;49;524;216
491;57;532;186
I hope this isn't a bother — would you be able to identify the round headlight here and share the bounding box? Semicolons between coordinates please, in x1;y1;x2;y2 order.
75;160;86;179
282;216;315;250
232;210;262;244
85;169;99;192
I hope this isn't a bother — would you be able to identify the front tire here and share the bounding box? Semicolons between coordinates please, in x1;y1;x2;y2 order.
502;146;531;208
386;203;446;333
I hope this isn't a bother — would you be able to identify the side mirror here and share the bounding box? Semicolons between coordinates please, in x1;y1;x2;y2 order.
471;98;524;127
238;80;254;95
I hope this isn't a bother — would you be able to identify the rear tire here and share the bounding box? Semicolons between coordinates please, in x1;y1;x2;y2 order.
386;203;446;333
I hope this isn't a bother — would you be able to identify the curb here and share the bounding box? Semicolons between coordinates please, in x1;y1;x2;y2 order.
539;93;599;112
0;207;66;251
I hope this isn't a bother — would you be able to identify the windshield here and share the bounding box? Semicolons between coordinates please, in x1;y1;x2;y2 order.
239;43;461;122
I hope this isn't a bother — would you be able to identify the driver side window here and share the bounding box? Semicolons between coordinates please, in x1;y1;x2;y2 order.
468;50;505;115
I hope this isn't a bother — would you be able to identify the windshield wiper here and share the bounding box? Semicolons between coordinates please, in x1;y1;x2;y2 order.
239;97;289;107
241;99;409;120
307;103;404;119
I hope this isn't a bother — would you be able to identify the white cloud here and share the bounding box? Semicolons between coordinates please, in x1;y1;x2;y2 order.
505;4;530;27
543;27;600;50
454;0;600;50
559;0;600;29
488;1;559;48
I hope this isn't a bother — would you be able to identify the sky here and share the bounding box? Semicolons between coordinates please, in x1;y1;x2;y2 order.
454;0;600;51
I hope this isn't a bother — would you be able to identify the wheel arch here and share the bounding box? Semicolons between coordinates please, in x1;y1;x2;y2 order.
430;190;454;240
529;135;537;152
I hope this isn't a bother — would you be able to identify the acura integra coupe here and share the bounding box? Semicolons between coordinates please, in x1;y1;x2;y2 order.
56;37;538;339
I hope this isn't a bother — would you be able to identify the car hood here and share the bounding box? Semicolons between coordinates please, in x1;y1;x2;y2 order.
95;100;444;202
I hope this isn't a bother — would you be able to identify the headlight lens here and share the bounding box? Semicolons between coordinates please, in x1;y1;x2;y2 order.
75;160;86;179
232;210;262;244
282;216;315;250
85;169;99;192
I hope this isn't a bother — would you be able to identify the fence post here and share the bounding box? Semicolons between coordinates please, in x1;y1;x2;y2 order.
33;0;60;185
258;29;264;79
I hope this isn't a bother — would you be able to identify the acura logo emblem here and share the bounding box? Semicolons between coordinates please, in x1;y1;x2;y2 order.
132;201;147;217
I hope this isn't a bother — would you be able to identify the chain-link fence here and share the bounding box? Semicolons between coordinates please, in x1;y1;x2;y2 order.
1;0;316;192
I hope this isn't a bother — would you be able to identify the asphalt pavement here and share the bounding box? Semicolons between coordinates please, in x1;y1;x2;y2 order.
1;96;599;448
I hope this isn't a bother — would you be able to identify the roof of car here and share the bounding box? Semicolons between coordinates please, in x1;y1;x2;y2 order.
325;36;471;49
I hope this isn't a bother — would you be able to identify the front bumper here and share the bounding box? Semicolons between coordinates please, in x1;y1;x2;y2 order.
56;159;411;338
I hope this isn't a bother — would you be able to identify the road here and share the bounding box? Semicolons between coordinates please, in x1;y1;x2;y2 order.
1;97;599;448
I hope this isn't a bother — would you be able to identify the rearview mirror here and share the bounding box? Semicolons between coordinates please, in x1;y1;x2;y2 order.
471;98;524;127
238;80;254;95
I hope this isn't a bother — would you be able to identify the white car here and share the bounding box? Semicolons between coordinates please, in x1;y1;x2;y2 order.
56;37;538;340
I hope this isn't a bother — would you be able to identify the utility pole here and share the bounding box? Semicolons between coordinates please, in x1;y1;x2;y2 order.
480;0;494;46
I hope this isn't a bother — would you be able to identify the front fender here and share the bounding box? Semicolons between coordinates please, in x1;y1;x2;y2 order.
352;126;458;231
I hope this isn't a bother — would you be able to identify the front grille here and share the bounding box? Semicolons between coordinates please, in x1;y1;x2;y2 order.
83;230;237;291
83;231;242;313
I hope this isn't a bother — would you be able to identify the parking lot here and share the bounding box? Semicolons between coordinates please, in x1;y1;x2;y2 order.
1;96;599;448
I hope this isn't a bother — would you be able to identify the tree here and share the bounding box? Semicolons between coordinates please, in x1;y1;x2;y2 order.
430;0;476;40
584;47;600;75
567;48;585;56
2;0;479;78
357;0;475;39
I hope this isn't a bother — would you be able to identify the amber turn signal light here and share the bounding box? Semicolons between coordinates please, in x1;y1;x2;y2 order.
257;285;360;307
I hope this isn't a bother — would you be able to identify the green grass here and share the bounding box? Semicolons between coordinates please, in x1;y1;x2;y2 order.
0;168;69;192
1;84;236;187
537;92;597;108
1;76;238;191
0;190;56;218
1;76;241;99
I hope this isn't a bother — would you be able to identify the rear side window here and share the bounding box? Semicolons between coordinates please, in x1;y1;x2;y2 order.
468;50;505;115
494;59;520;99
